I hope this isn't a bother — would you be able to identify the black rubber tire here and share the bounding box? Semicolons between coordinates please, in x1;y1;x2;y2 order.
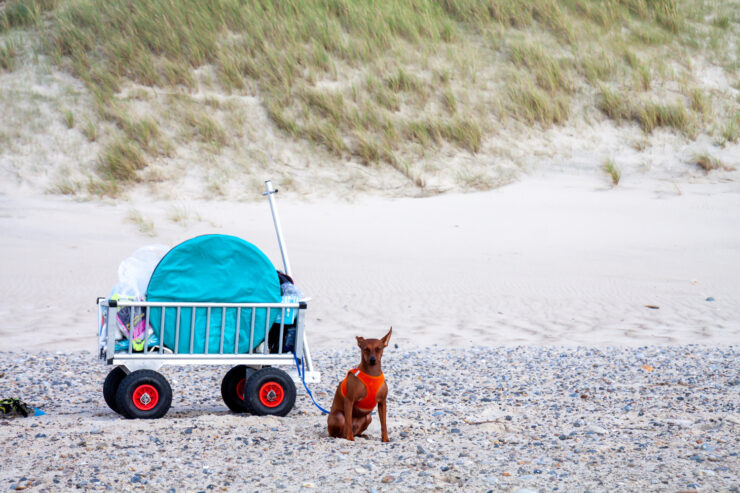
115;370;172;419
221;365;256;413
103;367;127;414
243;367;296;417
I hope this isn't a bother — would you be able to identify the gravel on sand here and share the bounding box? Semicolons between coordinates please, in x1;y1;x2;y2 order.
1;345;738;492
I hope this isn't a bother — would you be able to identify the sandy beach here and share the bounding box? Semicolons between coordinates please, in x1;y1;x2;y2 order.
1;170;740;492
1;171;739;351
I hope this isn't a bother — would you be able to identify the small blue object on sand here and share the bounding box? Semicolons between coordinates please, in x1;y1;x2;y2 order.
34;407;45;416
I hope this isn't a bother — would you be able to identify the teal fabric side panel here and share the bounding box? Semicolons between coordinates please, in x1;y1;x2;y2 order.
146;235;281;354
150;306;271;354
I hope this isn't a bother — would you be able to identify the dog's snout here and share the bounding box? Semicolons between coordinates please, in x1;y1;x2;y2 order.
369;356;377;365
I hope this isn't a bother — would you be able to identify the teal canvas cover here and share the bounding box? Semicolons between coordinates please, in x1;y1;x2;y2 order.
146;235;281;354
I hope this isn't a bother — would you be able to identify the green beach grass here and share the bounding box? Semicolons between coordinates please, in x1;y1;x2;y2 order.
1;0;738;194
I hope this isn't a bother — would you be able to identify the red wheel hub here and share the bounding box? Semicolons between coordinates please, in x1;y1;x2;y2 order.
236;378;246;401
258;382;284;408
132;384;159;411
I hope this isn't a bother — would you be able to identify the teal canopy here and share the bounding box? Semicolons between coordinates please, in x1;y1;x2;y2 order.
146;235;281;354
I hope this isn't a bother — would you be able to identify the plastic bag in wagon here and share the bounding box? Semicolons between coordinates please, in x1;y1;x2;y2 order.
99;245;169;352
115;244;171;299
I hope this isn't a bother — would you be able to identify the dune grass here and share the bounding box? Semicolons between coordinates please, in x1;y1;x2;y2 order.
718;115;739;145
581;50;617;83
604;158;621;185
634;64;652;91
0;36;22;71
167;204;192;225
598;86;631;121
82;119;97;142
98;139;147;182
52;175;80;195
689;88;711;117
125;208;155;236
598;86;694;135
0;0;734;194
508;40;575;94
634;100;691;134
63;109;74;128
0;0;60;32
508;74;571;125
692;152;733;173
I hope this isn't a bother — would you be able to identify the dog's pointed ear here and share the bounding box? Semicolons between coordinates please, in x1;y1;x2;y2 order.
356;336;365;348
381;327;392;347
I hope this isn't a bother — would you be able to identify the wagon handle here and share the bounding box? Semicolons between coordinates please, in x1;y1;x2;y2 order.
264;180;292;277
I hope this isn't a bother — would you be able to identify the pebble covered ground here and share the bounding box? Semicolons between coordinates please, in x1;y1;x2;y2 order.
1;346;738;492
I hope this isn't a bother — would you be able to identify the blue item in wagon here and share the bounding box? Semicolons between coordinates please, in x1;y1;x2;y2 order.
274;281;304;325
146;235;281;354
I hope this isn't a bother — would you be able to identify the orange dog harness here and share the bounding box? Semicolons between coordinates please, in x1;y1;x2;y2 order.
340;368;385;411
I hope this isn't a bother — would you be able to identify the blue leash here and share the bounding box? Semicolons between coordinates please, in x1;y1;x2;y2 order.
293;352;331;415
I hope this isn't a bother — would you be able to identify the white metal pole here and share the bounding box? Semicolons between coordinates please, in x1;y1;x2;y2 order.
264;180;293;277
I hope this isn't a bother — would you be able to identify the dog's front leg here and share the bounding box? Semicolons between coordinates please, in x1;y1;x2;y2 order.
343;397;355;441
378;399;389;442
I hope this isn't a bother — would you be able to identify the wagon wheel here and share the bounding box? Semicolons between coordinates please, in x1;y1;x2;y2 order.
115;370;172;419
221;365;256;413
243;368;296;417
103;367;127;414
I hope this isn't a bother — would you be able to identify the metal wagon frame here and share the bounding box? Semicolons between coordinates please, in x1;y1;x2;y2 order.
97;180;319;419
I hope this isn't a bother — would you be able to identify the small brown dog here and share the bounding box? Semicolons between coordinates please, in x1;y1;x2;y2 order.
327;327;392;442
